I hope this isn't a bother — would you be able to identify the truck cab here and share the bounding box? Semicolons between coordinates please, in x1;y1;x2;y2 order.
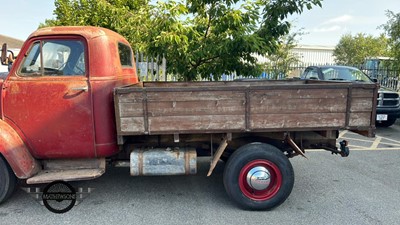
1;26;138;184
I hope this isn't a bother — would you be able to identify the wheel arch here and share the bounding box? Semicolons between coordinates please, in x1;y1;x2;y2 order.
0;120;41;179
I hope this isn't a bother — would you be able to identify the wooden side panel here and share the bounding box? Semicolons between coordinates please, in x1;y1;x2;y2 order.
114;81;377;135
116;91;145;133
349;87;375;126
250;89;348;129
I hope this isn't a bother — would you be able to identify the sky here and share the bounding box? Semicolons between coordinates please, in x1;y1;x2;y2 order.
1;0;399;47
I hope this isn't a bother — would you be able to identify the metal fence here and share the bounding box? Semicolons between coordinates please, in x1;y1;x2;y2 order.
134;55;400;91
286;63;400;91
135;53;169;81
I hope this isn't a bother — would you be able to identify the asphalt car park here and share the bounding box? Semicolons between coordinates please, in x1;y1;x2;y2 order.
0;122;399;225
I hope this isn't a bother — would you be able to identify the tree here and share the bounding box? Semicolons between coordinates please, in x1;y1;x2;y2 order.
261;32;301;79
381;10;400;66
41;0;152;51
42;0;323;81
146;0;323;81
333;33;389;65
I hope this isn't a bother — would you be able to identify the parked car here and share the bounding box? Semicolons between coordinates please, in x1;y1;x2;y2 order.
301;65;400;127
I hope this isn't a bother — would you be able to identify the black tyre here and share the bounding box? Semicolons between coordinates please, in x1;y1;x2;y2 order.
223;143;294;210
376;117;396;127
0;155;17;204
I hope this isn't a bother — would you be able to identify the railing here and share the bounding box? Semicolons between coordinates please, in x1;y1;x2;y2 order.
134;56;400;91
135;53;169;81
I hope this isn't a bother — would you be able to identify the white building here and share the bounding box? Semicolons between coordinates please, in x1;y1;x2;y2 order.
255;45;336;78
292;45;336;65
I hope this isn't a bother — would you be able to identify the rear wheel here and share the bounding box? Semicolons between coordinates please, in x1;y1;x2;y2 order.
223;143;294;210
0;155;17;204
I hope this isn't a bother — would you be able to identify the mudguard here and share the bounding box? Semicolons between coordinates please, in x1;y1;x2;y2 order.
0;120;40;179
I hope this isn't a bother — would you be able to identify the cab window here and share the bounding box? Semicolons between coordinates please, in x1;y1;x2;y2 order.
20;40;86;76
118;43;133;67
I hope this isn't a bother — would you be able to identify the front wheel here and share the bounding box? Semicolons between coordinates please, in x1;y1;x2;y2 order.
223;143;294;210
0;155;17;204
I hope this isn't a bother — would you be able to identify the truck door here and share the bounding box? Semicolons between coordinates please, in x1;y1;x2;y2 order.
2;38;96;158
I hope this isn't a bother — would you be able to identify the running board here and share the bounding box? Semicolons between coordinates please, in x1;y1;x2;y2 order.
26;158;105;184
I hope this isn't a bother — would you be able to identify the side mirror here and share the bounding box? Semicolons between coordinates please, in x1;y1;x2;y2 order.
1;43;8;65
372;78;378;83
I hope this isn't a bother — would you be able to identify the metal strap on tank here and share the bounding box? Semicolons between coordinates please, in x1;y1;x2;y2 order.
142;89;149;134
138;148;144;176
185;149;190;175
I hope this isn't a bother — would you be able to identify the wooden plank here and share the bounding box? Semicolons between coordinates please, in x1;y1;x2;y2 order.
350;97;373;112
146;100;245;117
120;117;145;133
118;102;144;117
351;88;375;97
250;89;348;100
146;91;245;102
142;80;307;88
250;113;346;129
250;98;347;114
148;115;246;132
349;113;372;126
116;92;143;103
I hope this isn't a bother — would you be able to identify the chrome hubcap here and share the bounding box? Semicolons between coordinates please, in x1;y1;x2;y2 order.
246;166;271;190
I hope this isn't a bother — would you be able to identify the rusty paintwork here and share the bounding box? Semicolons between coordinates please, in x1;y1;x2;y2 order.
0;120;40;178
1;26;138;161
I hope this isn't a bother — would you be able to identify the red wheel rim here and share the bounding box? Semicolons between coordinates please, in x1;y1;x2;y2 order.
238;160;282;201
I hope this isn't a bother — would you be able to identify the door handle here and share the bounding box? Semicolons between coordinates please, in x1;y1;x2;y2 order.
71;86;89;92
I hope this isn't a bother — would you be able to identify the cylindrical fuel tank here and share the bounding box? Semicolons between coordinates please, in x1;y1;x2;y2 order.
130;147;197;176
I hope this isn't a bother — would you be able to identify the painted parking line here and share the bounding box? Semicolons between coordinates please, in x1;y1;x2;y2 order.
370;136;382;149
307;147;400;152
306;130;400;152
340;130;400;149
341;135;400;150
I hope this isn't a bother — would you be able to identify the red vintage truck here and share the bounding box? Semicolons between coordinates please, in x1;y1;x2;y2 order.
0;26;377;210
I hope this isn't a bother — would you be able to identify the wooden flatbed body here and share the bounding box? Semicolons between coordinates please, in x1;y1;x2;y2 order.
114;80;377;138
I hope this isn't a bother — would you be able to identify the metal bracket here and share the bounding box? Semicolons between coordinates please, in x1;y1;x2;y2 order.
207;133;231;176
174;133;179;143
285;133;308;159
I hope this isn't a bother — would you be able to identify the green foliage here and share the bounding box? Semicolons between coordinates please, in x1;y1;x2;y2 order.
41;0;152;51
381;10;400;66
333;33;389;65
42;0;323;81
